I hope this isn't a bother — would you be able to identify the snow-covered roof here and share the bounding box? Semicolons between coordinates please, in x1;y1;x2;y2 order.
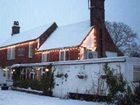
0;23;54;48
39;20;92;51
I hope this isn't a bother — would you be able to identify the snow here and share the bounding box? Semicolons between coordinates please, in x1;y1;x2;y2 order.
15;87;43;94
11;56;127;68
0;69;6;84
0;23;54;48
0;90;103;105
39;20;92;51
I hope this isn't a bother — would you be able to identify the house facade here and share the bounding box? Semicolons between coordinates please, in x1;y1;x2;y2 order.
0;22;57;68
1;0;139;98
0;0;122;69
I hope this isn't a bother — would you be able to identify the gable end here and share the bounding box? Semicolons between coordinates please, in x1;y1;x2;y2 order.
39;23;57;47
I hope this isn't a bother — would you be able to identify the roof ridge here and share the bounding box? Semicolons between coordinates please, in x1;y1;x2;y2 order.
12;22;55;36
58;20;90;28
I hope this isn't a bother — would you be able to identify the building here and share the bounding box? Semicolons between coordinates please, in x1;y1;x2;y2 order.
0;22;57;68
0;0;140;98
0;0;122;69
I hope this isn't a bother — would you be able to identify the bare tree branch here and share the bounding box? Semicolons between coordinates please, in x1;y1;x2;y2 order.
106;21;139;56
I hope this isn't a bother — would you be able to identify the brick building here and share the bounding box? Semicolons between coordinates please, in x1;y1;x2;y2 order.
0;0;122;69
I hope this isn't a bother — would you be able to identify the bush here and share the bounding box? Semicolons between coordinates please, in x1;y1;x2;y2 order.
12;64;54;96
30;80;42;91
103;63;140;105
18;79;29;89
13;79;43;90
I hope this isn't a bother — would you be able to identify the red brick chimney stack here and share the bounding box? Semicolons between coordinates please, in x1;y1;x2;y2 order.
89;0;106;57
90;0;105;27
12;21;20;35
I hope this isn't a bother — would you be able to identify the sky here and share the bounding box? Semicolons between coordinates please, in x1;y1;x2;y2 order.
0;0;140;44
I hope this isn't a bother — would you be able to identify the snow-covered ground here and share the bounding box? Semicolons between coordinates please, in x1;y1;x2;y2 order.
0;90;104;105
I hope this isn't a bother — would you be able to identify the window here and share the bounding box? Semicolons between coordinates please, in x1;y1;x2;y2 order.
59;51;66;61
133;66;140;81
42;53;49;62
29;43;33;58
106;51;117;57
7;46;15;60
17;48;25;56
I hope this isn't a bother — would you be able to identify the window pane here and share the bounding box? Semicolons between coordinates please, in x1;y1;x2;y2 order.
11;47;15;59
42;53;48;62
7;46;15;60
29;43;33;58
134;66;140;81
59;51;65;61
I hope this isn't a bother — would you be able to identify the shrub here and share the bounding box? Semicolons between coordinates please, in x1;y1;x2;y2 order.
103;63;140;105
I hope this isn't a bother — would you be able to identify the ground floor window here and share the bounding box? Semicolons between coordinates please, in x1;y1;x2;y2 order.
133;66;140;81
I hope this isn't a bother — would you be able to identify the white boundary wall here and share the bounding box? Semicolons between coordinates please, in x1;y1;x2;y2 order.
11;57;140;98
52;57;140;98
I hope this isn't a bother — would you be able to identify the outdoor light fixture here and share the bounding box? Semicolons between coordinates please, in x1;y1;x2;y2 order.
45;68;49;72
13;69;15;72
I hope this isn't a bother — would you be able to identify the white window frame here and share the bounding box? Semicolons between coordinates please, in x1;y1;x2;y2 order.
7;46;15;60
42;53;48;62
28;42;33;58
59;50;66;61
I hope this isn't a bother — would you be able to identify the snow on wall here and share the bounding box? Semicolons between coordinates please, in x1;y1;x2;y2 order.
0;69;6;84
52;62;126;98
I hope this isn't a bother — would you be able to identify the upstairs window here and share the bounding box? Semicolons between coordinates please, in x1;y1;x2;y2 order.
42;53;49;62
59;51;66;61
28;42;33;58
17;48;25;56
7;46;15;60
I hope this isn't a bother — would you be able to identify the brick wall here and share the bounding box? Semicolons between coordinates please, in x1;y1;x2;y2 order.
0;41;41;68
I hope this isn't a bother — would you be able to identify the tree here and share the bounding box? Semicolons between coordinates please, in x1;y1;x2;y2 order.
105;21;139;56
125;42;140;57
41;64;54;96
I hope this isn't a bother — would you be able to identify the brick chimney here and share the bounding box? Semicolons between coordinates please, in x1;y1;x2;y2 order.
89;0;106;57
12;21;20;35
89;0;123;57
89;0;105;27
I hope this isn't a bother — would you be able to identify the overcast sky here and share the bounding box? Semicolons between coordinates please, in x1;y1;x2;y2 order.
0;0;140;44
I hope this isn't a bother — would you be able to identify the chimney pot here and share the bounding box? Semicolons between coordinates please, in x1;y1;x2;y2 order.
12;21;20;35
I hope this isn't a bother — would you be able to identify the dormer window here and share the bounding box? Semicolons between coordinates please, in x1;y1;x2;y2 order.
7;46;15;60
